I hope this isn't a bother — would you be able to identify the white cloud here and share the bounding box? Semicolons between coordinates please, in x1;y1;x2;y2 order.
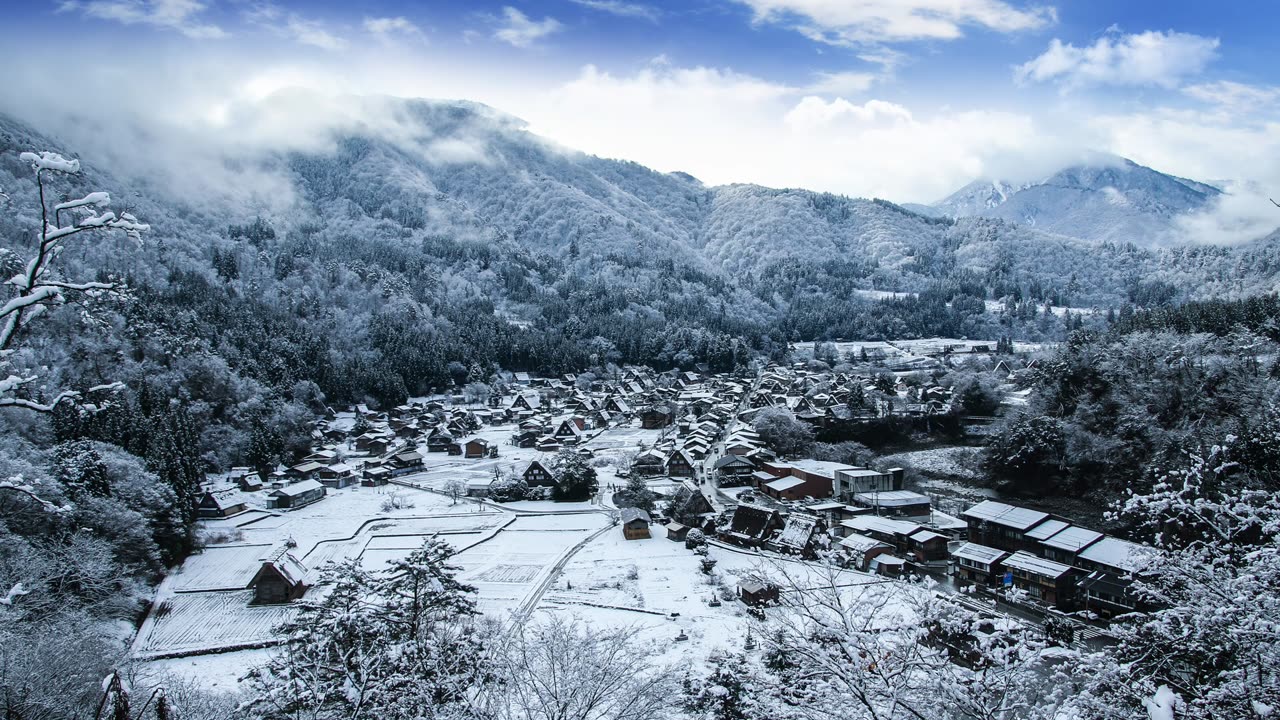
735;0;1055;44
283;14;347;51
58;0;226;39
364;16;423;39
493;7;563;48
1016;30;1219;89
569;0;660;22
805;70;876;96
523;62;1045;202
1183;80;1279;111
243;4;348;50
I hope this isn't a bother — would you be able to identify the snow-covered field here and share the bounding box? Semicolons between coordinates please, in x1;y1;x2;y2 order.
139;420;910;693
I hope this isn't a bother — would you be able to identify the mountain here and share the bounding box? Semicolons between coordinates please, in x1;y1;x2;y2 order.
932;157;1222;245
2;97;1278;427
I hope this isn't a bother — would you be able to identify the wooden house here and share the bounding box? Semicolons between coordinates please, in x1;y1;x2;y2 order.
666;450;696;477
1002;551;1076;609
522;460;556;487
838;533;895;572
640;405;675;429
268;479;326;510
738;580;780;607
621;508;651;540
249;548;310;605
464;438;492;459
951;542;1009;587
962;501;1052;554
197;489;250;519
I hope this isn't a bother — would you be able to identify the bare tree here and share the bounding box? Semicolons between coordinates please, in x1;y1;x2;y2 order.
479;616;677;720
0;151;147;412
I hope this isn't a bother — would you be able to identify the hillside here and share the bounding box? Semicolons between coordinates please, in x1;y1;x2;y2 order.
2;97;1278;429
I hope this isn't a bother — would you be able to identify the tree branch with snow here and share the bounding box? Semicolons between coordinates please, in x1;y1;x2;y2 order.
0;151;147;413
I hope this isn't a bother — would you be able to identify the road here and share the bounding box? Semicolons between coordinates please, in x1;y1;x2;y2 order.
696;371;762;510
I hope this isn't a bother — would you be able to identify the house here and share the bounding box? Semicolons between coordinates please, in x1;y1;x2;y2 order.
713;454;755;486
951;542;1009;587
621;507;651;540
1076;537;1147;617
839;516;921;556
317;463;356;489
464;438;492;459
287;461;325;482
631;450;667;477
722;504;783;547
962;501;1052;554
756;460;843;500
738;580;780;607
522;460;556;487
536;436;562;452
1001;551;1077;609
838;533;895;572
906;527;949;563
389;451;425;476
554;418;585;444
1038;525;1104;566
197;489;250;519
426;429;455;453
466;478;494;498
269;479;326;510
640;405;675;429
249;548;310;604
833;467;904;499
362;466;391;487
513;430;540;448
768;513;823;556
851;490;932;520
665;522;690;542
666;450;696;477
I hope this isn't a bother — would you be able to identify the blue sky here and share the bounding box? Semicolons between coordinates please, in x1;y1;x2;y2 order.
3;0;1278;237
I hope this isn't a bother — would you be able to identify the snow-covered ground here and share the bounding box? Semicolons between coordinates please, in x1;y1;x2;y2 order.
139;420;916;693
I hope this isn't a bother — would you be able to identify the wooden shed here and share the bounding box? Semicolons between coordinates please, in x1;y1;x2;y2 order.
621;507;652;540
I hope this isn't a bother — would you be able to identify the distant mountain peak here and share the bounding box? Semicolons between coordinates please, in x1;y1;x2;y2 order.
932;157;1221;245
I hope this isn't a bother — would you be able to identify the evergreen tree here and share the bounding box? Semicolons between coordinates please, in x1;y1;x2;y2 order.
551;449;598;502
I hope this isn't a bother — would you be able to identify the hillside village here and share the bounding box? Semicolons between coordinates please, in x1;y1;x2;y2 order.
151;342;1144;687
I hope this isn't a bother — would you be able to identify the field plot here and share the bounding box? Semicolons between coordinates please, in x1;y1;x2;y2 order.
451;513;609;615
168;544;273;592
134;591;294;657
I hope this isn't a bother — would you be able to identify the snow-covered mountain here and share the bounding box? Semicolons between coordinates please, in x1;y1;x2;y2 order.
932;158;1222;245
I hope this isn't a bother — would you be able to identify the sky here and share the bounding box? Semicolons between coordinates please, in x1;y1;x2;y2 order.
2;0;1278;239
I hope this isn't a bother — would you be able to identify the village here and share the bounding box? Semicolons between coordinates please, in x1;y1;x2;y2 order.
143;342;1143;688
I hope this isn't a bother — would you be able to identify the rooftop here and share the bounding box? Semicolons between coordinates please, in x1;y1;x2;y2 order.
1002;551;1073;579
962;500;1050;531
952;542;1008;565
1042;526;1105;553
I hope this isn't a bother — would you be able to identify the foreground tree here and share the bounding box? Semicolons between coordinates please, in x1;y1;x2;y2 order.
479;616;676;720
245;537;488;719
708;560;1077;720
1076;435;1280;719
1;150;147;412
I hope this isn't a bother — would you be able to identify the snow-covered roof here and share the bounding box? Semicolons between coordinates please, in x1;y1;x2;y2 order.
907;528;945;543
839;533;890;553
775;514;819;548
806;501;846;512
1024;518;1070;541
272;479;324;496
853;490;930;508
962;500;1049;531
765;477;806;492
1002;551;1072;579
842;515;920;537
787;459;855;478
951;542;1007;566
1078;537;1145;573
1042;526;1104;553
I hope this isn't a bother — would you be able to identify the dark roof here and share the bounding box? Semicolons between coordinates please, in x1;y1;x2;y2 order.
729;504;777;540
